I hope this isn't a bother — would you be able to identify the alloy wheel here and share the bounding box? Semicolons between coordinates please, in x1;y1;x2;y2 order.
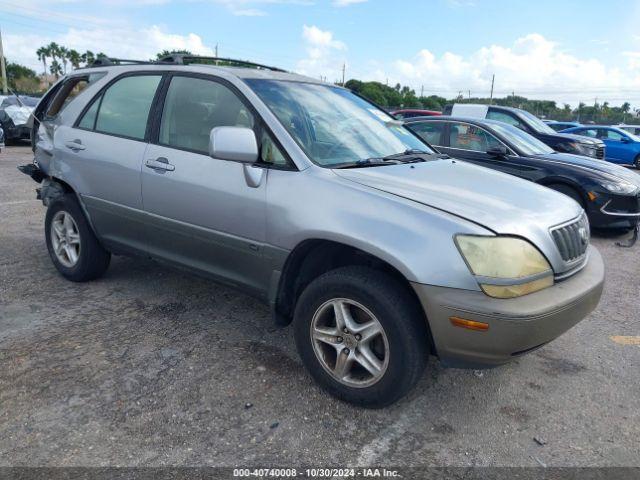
310;298;389;388
50;210;81;268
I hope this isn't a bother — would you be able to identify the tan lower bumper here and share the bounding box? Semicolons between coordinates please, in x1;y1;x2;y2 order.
412;246;605;368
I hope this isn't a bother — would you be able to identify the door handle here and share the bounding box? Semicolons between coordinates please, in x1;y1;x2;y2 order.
145;157;175;172
64;140;86;151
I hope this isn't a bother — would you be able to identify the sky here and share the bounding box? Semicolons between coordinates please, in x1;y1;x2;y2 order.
3;0;640;108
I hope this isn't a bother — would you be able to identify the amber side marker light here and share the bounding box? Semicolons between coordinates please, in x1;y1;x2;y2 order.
588;191;598;201
449;317;489;331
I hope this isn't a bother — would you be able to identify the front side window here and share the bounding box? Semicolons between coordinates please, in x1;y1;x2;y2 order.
159;76;255;154
489;122;554;155
409;121;445;146
599;129;624;141
517;110;557;134
449;123;502;152
246;80;432;167
579;128;598;138
487;110;524;129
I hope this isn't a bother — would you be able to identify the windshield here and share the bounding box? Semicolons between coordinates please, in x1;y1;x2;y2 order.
518;110;557;135
490;122;555;155
246;80;433;167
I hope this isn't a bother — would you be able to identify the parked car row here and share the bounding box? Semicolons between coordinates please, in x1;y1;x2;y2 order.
404;116;640;230
19;57;614;407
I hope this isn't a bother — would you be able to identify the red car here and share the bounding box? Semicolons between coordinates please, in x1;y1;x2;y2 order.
391;109;442;119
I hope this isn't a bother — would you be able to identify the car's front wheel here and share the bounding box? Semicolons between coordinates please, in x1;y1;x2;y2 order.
293;266;429;408
45;193;111;282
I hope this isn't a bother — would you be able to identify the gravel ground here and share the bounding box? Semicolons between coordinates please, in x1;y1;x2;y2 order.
1;145;639;468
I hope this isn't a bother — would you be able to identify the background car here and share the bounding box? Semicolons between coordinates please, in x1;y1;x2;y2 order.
546;121;581;132
0;95;36;144
391;108;442;119
617;124;640;136
560;125;640;169
405;116;640;230
444;104;606;160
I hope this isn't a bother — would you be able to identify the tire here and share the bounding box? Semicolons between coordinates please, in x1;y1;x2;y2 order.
45;193;111;282
547;183;585;209
634;154;640;170
293;266;429;408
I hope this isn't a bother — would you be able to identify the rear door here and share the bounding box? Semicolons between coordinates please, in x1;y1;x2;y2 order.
55;73;163;253
140;73;271;297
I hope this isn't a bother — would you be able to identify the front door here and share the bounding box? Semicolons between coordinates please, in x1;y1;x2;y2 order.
141;74;270;296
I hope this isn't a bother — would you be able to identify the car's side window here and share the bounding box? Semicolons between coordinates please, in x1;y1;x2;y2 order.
259;130;288;166
580;129;598;138
600;129;624;141
159;75;255;155
410;122;445;146
449;123;502;152
46;73;106;117
77;74;162;141
486;110;524;130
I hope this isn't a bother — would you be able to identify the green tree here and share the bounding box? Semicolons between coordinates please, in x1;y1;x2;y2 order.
67;49;82;69
36;46;49;77
155;49;193;60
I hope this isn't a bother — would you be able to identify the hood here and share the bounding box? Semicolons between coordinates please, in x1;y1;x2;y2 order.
533;152;640;186
541;131;604;146
3;105;32;126
333;158;583;236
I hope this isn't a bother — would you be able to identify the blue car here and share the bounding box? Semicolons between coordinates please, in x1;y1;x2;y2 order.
561;125;640;168
546;121;581;132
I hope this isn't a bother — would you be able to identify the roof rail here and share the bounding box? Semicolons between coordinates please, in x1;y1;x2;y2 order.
88;57;154;68
156;54;287;72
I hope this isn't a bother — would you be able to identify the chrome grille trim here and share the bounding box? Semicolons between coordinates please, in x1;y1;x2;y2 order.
550;213;590;263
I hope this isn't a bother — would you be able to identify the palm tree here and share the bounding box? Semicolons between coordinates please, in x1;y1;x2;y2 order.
67;49;82;70
49;59;63;79
36;46;49;77
59;46;69;74
81;50;95;66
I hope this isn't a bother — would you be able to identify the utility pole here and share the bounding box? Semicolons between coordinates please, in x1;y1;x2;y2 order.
489;74;495;105
420;85;424;98
468;89;471;100
0;27;7;95
341;62;346;86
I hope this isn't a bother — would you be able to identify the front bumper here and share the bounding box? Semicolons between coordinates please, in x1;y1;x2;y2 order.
587;193;640;229
412;246;604;368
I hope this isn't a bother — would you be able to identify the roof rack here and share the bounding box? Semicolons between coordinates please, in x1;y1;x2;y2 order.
88;57;154;67
156;54;287;72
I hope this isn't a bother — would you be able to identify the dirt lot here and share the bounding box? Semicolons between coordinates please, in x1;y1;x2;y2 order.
1;145;639;468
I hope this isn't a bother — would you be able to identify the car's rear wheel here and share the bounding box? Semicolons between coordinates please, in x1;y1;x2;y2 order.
293;266;429;408
634;154;640;170
45;193;111;282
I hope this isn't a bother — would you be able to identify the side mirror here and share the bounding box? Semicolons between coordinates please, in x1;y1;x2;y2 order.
487;145;508;157
209;126;258;163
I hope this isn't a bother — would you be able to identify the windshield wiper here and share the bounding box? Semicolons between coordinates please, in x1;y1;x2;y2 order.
332;150;448;169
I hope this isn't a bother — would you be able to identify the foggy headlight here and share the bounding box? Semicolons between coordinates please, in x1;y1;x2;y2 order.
455;235;554;299
600;180;639;195
568;142;597;158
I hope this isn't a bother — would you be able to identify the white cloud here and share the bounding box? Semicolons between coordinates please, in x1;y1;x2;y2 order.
210;0;314;16
332;0;367;6
296;25;347;82
5;25;215;73
375;33;640;106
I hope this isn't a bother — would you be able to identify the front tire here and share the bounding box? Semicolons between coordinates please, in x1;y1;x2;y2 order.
293;266;429;408
45;193;111;282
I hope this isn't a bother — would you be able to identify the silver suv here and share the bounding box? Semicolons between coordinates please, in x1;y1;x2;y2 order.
23;57;605;407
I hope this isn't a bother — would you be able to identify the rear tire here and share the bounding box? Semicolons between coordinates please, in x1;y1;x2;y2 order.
547;183;585;209
634;154;640;170
45;193;111;282
293;266;429;408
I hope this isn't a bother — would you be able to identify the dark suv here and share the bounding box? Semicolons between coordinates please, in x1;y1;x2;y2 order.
444;104;605;160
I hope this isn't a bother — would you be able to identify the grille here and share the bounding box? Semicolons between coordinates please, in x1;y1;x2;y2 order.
595;145;605;159
551;214;590;262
